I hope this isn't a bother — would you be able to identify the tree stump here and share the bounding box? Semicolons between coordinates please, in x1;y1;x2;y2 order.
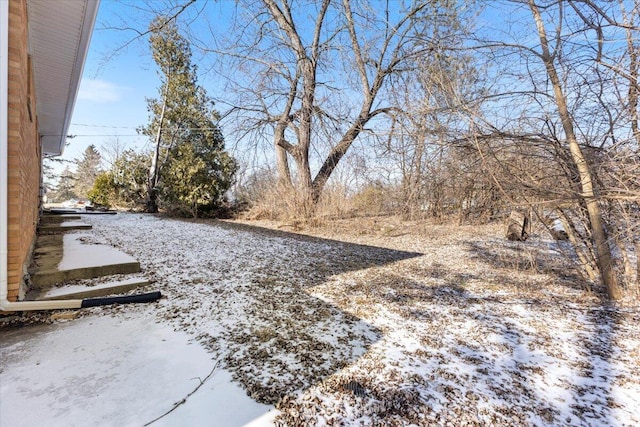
505;210;529;241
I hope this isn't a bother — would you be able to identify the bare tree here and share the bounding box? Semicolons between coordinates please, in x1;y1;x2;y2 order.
526;0;620;299
382;17;487;221
198;0;461;216
460;0;639;299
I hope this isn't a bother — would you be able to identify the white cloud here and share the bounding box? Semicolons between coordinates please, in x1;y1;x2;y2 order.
78;79;126;103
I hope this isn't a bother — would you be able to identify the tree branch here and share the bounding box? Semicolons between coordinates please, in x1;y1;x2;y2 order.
144;359;220;426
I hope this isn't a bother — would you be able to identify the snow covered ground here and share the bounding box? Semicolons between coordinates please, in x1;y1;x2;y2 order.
1;213;639;426
0;315;275;426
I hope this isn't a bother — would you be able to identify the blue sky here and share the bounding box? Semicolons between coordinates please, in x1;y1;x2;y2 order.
60;0;525;166
63;0;487;169
61;0;237;170
63;2;157;165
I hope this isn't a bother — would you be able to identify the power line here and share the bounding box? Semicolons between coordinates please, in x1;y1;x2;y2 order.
71;123;138;129
70;123;222;132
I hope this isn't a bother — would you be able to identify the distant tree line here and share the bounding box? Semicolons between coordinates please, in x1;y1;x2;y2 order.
45;144;102;203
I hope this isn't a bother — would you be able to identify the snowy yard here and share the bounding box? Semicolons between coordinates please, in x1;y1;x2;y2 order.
1;213;639;426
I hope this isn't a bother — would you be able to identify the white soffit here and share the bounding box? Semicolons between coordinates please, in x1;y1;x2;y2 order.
27;0;99;156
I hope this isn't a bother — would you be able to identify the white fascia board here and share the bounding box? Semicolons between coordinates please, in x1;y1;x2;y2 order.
57;0;100;156
30;0;101;156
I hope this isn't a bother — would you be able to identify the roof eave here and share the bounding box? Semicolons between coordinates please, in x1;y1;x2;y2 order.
28;0;100;156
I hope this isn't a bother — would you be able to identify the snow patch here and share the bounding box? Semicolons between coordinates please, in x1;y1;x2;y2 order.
58;233;137;270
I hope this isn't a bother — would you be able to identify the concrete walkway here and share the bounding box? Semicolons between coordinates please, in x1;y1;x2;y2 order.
27;213;148;301
0;315;276;427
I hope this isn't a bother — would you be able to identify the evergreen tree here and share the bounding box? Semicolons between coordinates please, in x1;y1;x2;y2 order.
140;17;236;215
42;156;69;202
74;144;102;199
87;149;150;209
55;165;77;202
112;149;150;207
161;121;236;217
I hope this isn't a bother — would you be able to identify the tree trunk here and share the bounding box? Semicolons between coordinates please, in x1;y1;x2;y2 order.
530;1;621;300
635;241;640;296
624;5;639;146
312;114;369;202
557;209;597;281
274;66;299;190
146;92;168;213
275;143;292;189
146;188;159;214
295;149;315;217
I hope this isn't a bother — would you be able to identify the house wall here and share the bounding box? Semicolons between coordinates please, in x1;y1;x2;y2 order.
6;0;40;301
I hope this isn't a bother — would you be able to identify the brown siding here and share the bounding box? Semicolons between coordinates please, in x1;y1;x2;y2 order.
6;0;41;301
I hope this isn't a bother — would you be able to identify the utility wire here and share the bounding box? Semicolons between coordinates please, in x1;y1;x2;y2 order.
71;123;138;129
69;123;222;133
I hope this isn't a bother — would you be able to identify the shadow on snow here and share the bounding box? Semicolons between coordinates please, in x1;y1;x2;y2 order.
173;218;424;405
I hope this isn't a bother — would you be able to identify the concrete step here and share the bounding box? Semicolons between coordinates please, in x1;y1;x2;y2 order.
40;214;82;224
31;262;141;288
30;233;141;288
38;221;92;234
36;277;150;301
34;234;63;253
